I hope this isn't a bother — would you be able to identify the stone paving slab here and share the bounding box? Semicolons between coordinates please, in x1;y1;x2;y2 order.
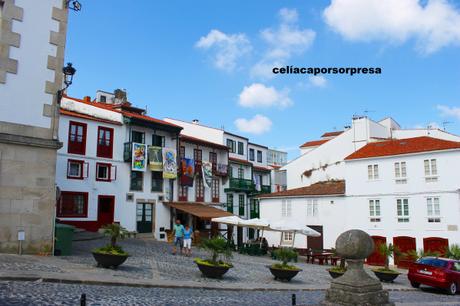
0;238;414;291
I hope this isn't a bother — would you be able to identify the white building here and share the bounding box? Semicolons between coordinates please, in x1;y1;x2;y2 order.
260;116;460;266
0;0;69;253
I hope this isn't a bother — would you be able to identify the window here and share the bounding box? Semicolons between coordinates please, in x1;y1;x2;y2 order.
282;232;293;243
132;131;145;144
281;199;292;217
307;199;318;217
57;192;88;217
100;95;106;102
195;177;204;202
193;149;202;161
238;194;245;216
209;152;217;172
68;121;87;155
237;168;244;179
228;166;233;178
249;149;255;161
179;185;188;201
394;162;407;184
369;199;381;222
211;179;219;203
226;194;233;213
396;198;409;223
96;162;114;182
237;142;244;155
424;159;438;182
67;159;85;180
367;164;379;180
151;172;163;192
257;150;262;163
97;126;114;158
179;146;185;159
226;139;235;153
130;171;143;191
427;197;441;223
152;135;165;147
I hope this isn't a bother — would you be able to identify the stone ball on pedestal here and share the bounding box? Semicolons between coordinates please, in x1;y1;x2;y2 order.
335;229;374;259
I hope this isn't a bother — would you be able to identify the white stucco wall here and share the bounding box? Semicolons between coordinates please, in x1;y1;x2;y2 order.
164;118;224;145
0;0;61;129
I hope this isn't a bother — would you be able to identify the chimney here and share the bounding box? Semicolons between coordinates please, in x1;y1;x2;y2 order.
113;89;127;105
192;119;199;124
83;96;91;102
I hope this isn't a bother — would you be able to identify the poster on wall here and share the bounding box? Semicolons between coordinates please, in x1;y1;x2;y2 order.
148;146;163;171
202;161;213;188
180;158;194;186
132;143;147;172
163;147;177;179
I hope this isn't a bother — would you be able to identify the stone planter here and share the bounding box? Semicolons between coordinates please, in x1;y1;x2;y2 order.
92;252;128;269
268;266;301;282
373;270;400;282
195;261;232;278
327;268;346;279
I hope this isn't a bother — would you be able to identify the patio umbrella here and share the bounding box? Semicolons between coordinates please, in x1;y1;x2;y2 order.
268;219;321;247
211;216;244;225
238;218;271;244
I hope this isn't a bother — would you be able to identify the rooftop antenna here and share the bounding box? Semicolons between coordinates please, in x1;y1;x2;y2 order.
442;121;452;131
363;109;375;117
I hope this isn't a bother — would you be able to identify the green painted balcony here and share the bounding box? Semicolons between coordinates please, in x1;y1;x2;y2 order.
225;178;255;193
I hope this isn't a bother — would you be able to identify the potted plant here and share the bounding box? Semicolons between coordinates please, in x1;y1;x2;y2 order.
328;249;347;278
92;223;130;269
372;243;401;282
194;237;233;278
446;244;460;260
269;248;302;281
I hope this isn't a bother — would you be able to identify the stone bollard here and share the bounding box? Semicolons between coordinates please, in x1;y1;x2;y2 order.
323;229;394;306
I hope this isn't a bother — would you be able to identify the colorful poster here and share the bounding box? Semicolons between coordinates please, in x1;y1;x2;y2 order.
202;161;213;188
148;146;163;171
162;147;177;179
132;143;147;172
180;158;194;186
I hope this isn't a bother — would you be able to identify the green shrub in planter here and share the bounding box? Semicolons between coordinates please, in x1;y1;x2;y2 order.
194;237;233;278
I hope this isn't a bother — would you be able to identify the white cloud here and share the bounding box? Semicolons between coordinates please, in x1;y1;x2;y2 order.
437;105;460;120
323;0;460;54
238;83;293;108
195;29;252;71
234;114;273;135
251;8;316;79
308;75;328;88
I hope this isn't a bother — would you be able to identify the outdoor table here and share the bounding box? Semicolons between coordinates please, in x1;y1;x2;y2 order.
312;252;334;265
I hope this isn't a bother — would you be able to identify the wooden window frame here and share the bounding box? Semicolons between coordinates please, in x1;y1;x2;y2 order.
179;146;185;159
68;121;87;155
96;126;114;158
195;177;204;202
130;171;143;191
131;130;145;144
237;141;244;155
238;194;245;216
57;191;88;218
179;185;188;201
152;134;165;147
211;178;219;203
257;150;262;163
151;171;163;192
95;162;114;182
249;148;255;161
67;159;86;180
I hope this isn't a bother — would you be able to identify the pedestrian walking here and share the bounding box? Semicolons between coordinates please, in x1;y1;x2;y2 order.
172;219;185;255
183;224;193;257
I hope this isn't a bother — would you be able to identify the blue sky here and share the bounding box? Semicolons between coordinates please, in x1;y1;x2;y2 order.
65;0;460;158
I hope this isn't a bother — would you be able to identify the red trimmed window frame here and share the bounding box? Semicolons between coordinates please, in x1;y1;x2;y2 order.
195;177;204;202
178;185;188;201
68;121;87;155
96;126;114;159
67;159;85;180
96;162;112;182
57;191;89;218
211;178;219;203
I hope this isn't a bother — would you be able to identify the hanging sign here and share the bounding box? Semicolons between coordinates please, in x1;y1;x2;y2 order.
202;161;213;188
132;143;147;172
148;146;163;171
163;147;177;179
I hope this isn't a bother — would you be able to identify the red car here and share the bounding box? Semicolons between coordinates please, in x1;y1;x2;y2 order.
408;257;460;295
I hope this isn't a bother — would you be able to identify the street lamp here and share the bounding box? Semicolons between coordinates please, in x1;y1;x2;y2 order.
57;62;76;104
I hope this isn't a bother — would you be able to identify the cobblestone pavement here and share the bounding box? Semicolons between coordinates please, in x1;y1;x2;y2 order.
1;281;460;306
1;238;410;290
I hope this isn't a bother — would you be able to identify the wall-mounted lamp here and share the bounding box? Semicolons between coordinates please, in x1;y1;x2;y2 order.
57;62;76;104
66;0;82;11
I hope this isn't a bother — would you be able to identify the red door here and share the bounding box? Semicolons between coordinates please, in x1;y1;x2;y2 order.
366;236;386;266
97;195;115;228
393;236;416;268
423;237;448;256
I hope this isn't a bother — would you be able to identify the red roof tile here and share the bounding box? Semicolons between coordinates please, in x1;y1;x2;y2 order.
300;139;330;148
258;180;345;198
121;110;182;129
321;131;343;138
180;134;229;151
345;136;460;160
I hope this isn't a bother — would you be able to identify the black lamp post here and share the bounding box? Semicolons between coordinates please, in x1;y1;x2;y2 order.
57;62;76;104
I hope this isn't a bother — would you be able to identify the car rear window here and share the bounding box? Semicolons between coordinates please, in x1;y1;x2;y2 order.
417;258;448;268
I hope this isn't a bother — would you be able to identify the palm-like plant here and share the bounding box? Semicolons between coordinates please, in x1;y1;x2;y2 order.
446;244;460;260
404;248;441;261
378;243;400;271
102;223;130;248
272;248;299;270
200;237;233;265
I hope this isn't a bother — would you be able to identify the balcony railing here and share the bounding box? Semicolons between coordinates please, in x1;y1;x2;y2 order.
228;178;255;191
251;185;271;195
214;163;228;176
